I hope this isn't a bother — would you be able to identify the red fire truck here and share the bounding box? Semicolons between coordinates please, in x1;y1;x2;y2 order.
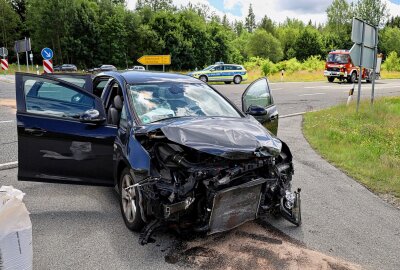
324;50;381;83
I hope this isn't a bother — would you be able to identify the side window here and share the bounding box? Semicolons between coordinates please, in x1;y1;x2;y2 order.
242;78;272;111
224;65;233;71
213;65;223;71
24;78;95;119
119;105;128;129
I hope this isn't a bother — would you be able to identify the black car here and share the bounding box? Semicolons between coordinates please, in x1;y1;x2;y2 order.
15;71;301;243
54;64;78;72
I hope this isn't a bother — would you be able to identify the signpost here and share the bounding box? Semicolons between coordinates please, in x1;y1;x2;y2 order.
350;18;378;112
14;37;31;72
1;59;8;72
41;48;54;74
137;55;171;71
0;47;8;75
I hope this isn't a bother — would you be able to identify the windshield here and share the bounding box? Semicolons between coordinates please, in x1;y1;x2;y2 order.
202;65;216;71
327;54;349;64
128;83;241;124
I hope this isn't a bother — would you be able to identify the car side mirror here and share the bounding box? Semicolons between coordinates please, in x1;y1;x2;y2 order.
245;105;268;116
210;68;215;71
79;109;106;124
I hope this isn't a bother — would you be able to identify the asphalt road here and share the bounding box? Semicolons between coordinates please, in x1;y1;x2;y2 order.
1;77;400;269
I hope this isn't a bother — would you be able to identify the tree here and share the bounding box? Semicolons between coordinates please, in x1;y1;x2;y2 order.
0;0;21;48
233;20;244;36
380;27;400;57
246;29;283;62
294;27;323;61
245;4;256;33
326;0;352;34
386;16;400;28
354;0;389;27
137;0;174;11
258;15;275;35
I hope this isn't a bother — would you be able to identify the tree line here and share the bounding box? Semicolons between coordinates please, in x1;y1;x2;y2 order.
1;0;399;70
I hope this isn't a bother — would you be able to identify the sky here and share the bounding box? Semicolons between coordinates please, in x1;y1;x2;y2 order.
126;0;400;25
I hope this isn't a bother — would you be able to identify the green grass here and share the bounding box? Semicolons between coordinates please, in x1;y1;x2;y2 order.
303;97;400;198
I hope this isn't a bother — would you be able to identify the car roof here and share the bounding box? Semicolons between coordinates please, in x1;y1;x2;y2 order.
99;71;201;84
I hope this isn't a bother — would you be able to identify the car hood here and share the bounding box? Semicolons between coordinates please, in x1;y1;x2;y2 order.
135;117;282;159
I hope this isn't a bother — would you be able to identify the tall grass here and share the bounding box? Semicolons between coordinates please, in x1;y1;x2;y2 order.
303;97;400;198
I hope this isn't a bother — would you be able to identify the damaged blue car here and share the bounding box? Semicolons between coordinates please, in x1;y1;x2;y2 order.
15;71;301;244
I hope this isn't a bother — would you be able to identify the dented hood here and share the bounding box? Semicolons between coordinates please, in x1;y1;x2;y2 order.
137;117;282;159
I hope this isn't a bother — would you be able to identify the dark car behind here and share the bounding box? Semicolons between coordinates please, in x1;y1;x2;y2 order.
54;64;78;72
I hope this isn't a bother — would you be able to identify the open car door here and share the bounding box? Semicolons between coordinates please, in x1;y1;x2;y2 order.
242;77;279;135
15;73;117;186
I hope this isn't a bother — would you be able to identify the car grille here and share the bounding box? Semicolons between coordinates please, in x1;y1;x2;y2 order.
208;178;265;234
327;67;340;72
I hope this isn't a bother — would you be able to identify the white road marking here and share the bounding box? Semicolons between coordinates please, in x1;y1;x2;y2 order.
298;93;326;96
272;88;283;90
304;86;332;89
0;161;18;170
0;120;13;124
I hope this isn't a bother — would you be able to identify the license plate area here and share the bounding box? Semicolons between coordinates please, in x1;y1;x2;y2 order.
208;178;265;234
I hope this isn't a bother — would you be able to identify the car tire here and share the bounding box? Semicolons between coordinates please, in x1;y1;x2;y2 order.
233;75;242;84
119;168;145;231
327;76;334;83
348;72;357;83
199;75;208;83
224;81;232;84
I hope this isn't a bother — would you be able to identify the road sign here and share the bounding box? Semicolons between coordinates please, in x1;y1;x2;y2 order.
352;18;377;48
14;38;31;53
350;17;379;111
0;47;8;57
41;48;53;60
43;60;53;73
1;59;8;71
137;55;171;65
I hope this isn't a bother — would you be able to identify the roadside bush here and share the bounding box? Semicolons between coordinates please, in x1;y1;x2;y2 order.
303;55;325;71
382;52;400;71
261;59;278;75
275;58;302;73
243;56;268;70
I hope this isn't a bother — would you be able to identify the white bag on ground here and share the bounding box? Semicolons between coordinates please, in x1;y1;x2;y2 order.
0;186;32;270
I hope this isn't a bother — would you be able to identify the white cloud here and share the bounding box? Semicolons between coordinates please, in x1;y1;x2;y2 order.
126;0;400;25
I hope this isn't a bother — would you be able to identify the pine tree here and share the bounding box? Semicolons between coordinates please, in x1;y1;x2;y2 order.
245;4;256;33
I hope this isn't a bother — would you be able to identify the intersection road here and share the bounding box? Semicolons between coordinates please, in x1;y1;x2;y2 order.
0;78;400;269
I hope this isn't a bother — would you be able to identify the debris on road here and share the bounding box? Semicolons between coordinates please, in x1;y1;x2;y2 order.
165;220;362;270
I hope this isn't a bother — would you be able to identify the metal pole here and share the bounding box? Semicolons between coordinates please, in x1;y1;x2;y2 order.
371;27;378;106
25;37;29;72
163;64;165;72
17;52;20;71
356;22;365;113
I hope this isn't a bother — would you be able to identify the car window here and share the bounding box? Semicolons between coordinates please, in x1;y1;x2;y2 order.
24;79;95;119
243;79;272;111
213;66;223;71
224;65;234;71
128;83;241;124
119;105;128;129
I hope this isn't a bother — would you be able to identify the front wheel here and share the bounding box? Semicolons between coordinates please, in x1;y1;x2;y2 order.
348;72;357;83
327;76;334;82
233;75;242;84
199;75;208;83
119;168;145;231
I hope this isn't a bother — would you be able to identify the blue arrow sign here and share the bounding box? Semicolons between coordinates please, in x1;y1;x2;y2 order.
41;48;53;60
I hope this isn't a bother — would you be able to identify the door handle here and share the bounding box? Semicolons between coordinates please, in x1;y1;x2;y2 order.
25;127;47;136
270;115;278;121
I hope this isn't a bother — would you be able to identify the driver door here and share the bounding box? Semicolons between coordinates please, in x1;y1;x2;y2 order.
242;77;279;135
16;73;117;186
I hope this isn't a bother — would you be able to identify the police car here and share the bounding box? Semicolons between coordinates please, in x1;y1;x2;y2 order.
188;63;248;84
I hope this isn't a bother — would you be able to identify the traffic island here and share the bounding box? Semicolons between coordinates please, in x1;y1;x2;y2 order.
303;97;400;208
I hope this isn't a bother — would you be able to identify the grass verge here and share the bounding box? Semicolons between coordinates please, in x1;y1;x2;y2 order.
303;97;400;199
